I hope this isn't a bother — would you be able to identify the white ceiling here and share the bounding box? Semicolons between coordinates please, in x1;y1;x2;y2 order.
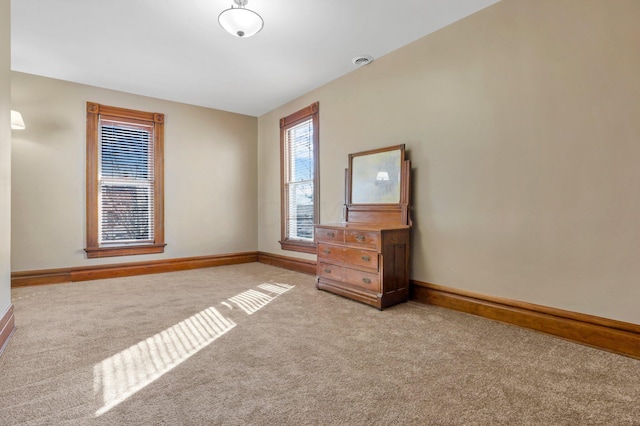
11;0;500;117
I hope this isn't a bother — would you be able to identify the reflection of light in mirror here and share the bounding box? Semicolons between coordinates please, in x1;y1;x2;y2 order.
94;307;235;416
376;171;389;181
93;282;294;416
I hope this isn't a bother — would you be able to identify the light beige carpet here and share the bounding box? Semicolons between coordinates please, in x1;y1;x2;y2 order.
1;262;639;425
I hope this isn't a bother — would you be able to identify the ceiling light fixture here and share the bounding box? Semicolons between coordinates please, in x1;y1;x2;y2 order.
11;110;26;130
218;0;264;38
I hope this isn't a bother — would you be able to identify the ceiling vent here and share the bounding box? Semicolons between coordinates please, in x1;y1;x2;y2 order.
352;55;374;66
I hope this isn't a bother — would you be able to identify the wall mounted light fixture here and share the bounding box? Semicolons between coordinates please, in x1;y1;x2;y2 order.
11;110;25;130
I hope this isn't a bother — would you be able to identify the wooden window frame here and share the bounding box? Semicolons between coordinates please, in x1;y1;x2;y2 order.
85;102;166;258
279;102;320;254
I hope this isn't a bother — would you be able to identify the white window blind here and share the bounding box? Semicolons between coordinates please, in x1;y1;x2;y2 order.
98;118;155;245
284;118;314;241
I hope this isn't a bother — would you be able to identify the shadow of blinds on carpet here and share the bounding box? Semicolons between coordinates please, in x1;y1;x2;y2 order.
93;282;295;416
93;306;236;416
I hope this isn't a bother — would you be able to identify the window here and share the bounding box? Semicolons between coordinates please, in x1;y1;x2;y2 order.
279;102;319;254
85;102;166;258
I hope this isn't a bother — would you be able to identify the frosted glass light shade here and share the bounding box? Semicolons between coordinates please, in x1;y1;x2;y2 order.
11;110;25;130
218;7;263;38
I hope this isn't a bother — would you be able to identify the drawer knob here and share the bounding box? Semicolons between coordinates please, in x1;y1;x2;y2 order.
362;278;371;284
361;255;371;262
355;234;365;242
323;249;331;255
324;268;332;274
327;231;336;238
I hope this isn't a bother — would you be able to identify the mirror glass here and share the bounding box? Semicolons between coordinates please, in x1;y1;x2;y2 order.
351;148;402;204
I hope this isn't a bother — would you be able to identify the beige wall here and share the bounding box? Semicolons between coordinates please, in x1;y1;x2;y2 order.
11;72;258;271
258;0;640;324
0;0;11;314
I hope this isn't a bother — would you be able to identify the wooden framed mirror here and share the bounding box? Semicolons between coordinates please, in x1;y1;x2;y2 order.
345;144;411;226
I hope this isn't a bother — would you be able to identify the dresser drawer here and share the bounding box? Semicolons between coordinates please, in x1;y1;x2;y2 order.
318;262;380;293
317;262;344;281
315;227;344;244
345;230;379;250
342;268;380;292
318;243;378;271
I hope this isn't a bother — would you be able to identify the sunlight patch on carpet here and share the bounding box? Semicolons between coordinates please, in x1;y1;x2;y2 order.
94;307;235;416
258;282;294;294
228;283;294;314
93;282;294;416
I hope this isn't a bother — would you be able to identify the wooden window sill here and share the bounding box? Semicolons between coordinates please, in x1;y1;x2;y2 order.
85;243;167;259
279;240;317;255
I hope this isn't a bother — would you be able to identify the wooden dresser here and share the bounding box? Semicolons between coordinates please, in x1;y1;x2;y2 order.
315;144;412;310
315;223;410;309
